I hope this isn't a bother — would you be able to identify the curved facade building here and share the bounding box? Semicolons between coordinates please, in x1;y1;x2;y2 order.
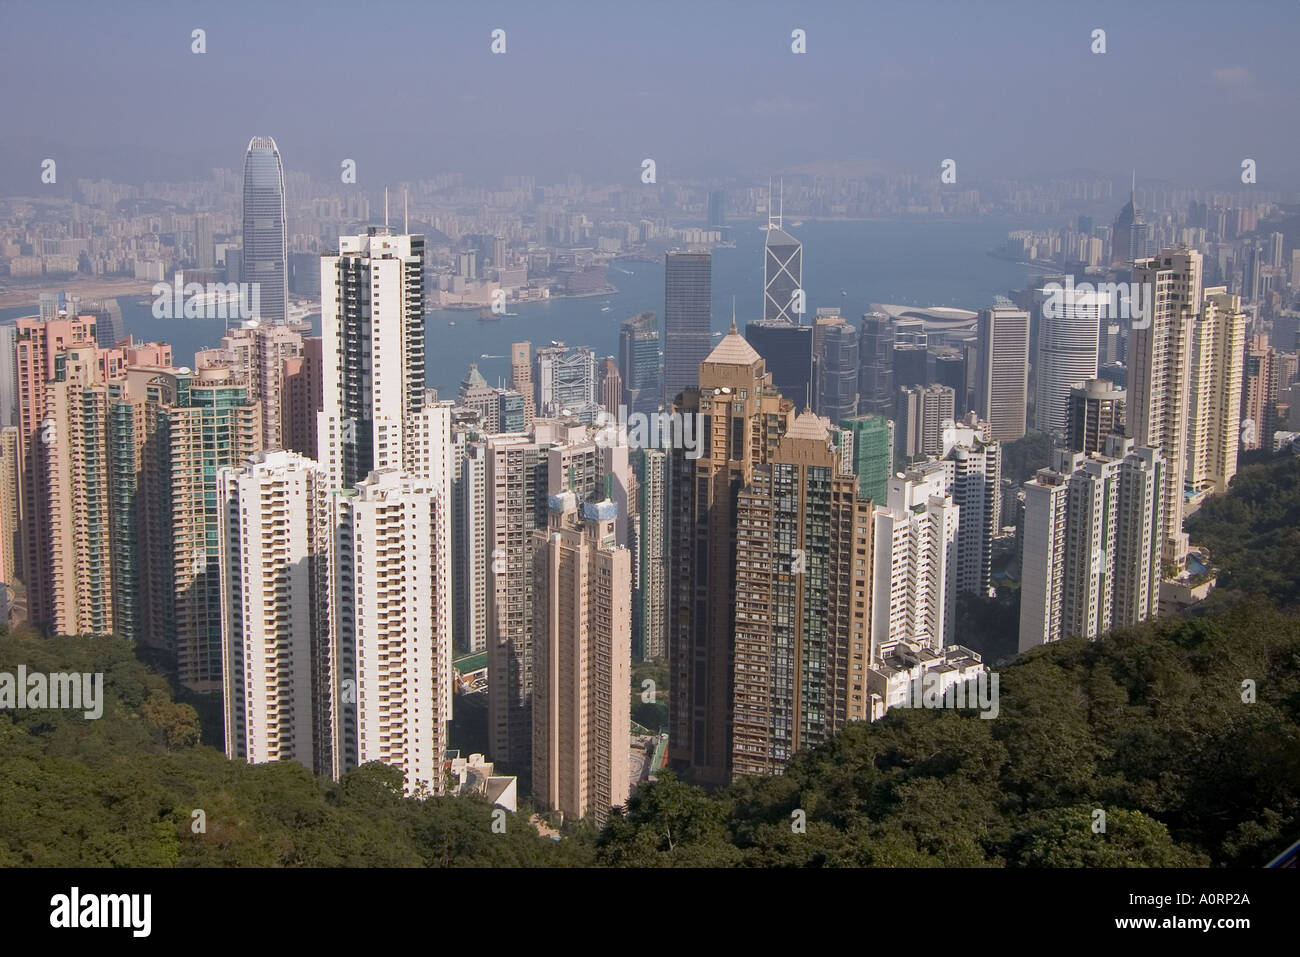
242;136;288;324
1035;289;1101;435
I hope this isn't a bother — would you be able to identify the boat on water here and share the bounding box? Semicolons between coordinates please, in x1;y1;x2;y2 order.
503;311;519;317
449;321;456;326
476;308;500;321
841;289;847;296
600;306;611;312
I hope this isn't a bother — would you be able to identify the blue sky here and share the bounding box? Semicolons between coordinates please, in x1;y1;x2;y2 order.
2;0;1298;188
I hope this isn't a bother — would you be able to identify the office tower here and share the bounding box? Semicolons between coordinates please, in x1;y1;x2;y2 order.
930;346;967;407
330;468;452;795
0;322;17;427
1269;232;1285;269
281;337;323;459
241;136;288;323
317;229;425;491
1067;379;1126;454
1035;286;1101;435
840;414;894;504
663;250;712;405
1110;181;1149;267
532;491;631;824
510;341;536;428
195;213;215;270
0;427;19;587
219;450;329;771
599;358;622;417
197;322;304;451
535;344;597;417
745;320;814;409
1241;242;1261;303
459;364;501;431
892;343;928;390
871;466;959;652
731;411;873;777
486;433;549;770
618;313;661;418
290;252;322;296
818;322;859;423
495;389;525;432
634;447;667;660
975;302;1030;442
858;312;896;416
1129;249;1201;563
14;314;98;628
453;431;489;655
941;415;1001;596
225;246;243;284
668;324;794;785
896;383;955;460
763;224;803;324
160;366;264;690
1241;334;1277;450
1018;438;1163;652
83;299;124;350
1187;288;1245;493
707;189;726;230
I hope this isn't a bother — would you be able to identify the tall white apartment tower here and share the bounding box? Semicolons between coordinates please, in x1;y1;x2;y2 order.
330;469;452;795
1129;248;1201;564
452;428;490;655
870;467;959;654
317;228;426;492
219;450;331;773
1186;287;1246;495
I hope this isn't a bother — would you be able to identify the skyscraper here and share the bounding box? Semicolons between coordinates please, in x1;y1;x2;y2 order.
618;313;661;418
871;466;959;651
532;491;631;824
241;136;288;324
331;468;453;794
730;411;873;777
1018;437;1163;652
535;344;597;418
1067;379;1126;455
1034;286;1101;435
668;324;794;785
840;414;894;504
317;229;425;491
1129;248;1201;563
707;189;726;230
219;450;330;772
662;250;712;406
857;312;896;417
510;341;537;428
975;302;1030;442
1186;288;1245;493
818;322;859;423
763;224;803;324
744;320;814;409
634;447;667;660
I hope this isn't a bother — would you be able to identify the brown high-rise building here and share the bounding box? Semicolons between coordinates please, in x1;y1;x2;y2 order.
511;341;536;428
731;410;873;778
14;315;97;628
599;357;621;418
281;336;324;459
532;491;631;825
667;321;794;786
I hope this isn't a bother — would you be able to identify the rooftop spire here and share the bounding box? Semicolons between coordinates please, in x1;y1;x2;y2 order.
730;295;737;334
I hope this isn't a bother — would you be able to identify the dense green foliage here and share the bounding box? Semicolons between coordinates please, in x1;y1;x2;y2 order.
0;632;589;867
2;458;1298;867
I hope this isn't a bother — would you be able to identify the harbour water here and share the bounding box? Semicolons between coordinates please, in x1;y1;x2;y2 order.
1;217;1043;396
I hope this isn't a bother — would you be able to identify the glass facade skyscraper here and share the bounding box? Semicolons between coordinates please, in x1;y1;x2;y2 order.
662;251;712;405
242;136;288;324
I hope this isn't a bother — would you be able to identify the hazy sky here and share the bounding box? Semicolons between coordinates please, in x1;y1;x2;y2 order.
3;0;1299;190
